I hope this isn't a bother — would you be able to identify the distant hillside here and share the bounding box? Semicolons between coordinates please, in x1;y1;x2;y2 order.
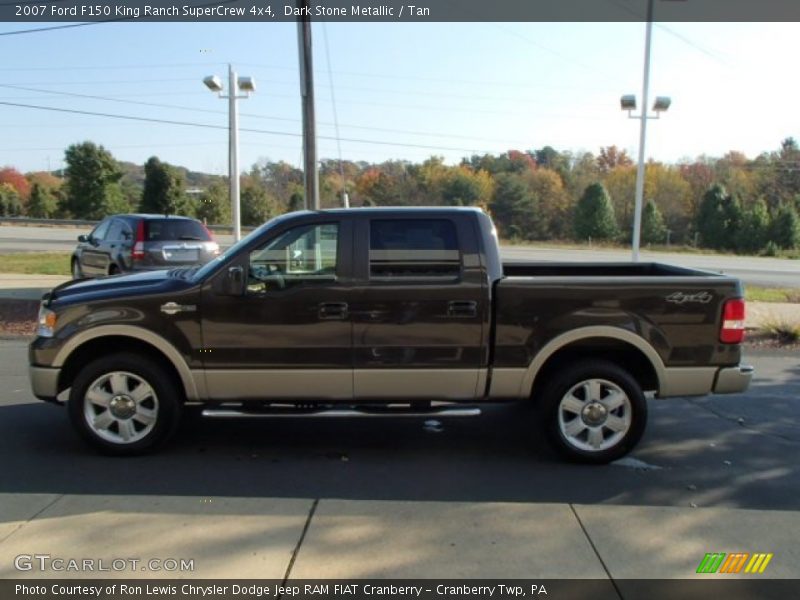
117;161;224;191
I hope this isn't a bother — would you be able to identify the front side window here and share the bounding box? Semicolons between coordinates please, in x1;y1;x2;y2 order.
369;219;460;279
90;219;111;242
248;222;338;293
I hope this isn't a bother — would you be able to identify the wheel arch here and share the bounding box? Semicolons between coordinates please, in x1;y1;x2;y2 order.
524;326;665;399
54;326;199;401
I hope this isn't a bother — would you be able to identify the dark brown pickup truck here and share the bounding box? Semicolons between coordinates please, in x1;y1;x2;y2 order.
29;207;752;462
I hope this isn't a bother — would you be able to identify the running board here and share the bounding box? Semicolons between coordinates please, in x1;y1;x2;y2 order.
201;406;481;419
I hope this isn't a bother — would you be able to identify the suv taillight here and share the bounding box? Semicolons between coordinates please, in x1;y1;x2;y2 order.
132;220;145;261
202;224;220;255
720;298;745;344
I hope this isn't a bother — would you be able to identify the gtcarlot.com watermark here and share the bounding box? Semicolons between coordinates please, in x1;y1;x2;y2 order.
14;554;194;573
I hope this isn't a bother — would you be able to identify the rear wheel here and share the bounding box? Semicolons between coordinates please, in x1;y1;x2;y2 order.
539;360;647;464
108;264;121;276
68;353;181;455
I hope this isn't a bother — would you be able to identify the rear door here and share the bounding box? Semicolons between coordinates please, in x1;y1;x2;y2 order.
350;213;487;401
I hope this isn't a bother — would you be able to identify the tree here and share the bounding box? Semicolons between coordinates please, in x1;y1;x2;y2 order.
0;167;31;201
0;183;22;216
196;180;231;225
737;198;770;253
441;166;493;207
770;203;800;249
696;184;742;250
241;182;277;226
63;142;123;219
288;191;304;212
26;183;58;218
523;168;570;238
489;173;544;240
139;156;190;215
641;200;667;245
597;146;633;174
574;183;618;241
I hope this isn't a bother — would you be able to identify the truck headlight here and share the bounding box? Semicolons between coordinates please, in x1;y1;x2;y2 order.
37;305;57;338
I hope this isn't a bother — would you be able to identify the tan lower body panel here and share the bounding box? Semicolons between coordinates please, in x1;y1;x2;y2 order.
659;367;717;397
202;370;352;401
199;369;484;402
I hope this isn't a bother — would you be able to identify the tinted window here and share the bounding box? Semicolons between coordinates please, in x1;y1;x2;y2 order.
369;219;460;279
145;219;210;242
91;219;111;241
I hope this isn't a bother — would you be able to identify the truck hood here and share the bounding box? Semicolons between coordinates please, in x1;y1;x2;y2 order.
45;270;191;306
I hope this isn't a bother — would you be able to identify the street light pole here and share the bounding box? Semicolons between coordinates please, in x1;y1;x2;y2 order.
204;67;255;241
631;0;654;262
228;64;241;242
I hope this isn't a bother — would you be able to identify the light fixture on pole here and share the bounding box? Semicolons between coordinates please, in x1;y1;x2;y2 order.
620;0;671;262
203;65;256;242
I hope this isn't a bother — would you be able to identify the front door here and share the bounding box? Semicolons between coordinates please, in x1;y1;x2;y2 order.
199;218;353;402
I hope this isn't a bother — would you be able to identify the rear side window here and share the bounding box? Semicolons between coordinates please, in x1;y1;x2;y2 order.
144;219;210;242
369;219;460;279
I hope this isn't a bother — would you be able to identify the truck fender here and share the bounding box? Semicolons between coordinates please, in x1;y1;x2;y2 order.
52;325;200;401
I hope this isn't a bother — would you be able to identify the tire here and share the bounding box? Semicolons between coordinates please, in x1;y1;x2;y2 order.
108;264;121;276
68;353;182;455
71;258;83;279
538;360;647;464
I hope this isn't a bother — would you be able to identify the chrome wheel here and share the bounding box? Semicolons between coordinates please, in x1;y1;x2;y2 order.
83;371;159;445
557;378;632;453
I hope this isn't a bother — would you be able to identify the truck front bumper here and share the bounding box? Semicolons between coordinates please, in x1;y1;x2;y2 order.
713;364;754;394
30;365;61;402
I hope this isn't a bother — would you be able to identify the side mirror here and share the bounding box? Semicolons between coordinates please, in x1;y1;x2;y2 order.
77;234;89;243
224;266;245;296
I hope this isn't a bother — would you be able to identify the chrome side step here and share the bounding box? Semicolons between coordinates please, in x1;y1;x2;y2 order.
201;406;481;419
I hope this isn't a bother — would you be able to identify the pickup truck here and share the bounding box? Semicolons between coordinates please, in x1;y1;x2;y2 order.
29;207;753;463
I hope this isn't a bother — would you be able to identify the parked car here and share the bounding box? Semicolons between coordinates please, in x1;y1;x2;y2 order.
70;214;220;278
32;207;752;462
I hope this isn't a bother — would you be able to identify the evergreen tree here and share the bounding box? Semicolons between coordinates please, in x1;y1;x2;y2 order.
738;198;770;253
641;199;667;245
489;173;544;240
139;156;190;215
241;183;277;226
196;180;231;225
574;183;618;240
770;203;800;249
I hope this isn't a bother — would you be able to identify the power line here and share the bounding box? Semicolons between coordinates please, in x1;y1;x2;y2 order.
0;83;542;146
0;100;502;154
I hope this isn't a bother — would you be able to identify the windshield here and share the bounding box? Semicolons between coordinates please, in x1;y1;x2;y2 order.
190;214;289;283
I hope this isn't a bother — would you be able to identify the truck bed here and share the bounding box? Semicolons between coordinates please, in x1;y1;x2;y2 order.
501;261;713;278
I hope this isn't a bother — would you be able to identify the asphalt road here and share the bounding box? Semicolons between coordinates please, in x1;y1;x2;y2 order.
2;339;798;510
2;224;799;288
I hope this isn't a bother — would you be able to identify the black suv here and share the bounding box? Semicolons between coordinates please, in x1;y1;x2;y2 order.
71;214;220;278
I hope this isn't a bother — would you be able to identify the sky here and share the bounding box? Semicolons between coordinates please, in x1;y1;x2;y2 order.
0;19;798;175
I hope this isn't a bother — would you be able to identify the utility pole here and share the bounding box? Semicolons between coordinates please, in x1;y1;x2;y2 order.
297;0;319;210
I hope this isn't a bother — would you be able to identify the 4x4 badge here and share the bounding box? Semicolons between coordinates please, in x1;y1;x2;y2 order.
666;291;713;304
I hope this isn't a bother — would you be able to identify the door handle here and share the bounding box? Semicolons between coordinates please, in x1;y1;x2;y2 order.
319;302;348;320
447;300;478;318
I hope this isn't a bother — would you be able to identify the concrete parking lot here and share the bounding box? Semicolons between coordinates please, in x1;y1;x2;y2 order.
1;338;799;580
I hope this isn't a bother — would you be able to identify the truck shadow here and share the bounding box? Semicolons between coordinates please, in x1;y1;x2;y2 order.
2;360;799;511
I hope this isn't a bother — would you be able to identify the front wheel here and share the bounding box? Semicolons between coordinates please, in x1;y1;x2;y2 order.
68;353;181;455
539;360;647;464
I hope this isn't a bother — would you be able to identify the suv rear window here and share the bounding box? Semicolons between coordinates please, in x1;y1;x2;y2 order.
144;219;210;242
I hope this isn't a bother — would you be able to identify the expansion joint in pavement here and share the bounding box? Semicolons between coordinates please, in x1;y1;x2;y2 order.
281;498;319;589
0;493;64;545
569;504;623;600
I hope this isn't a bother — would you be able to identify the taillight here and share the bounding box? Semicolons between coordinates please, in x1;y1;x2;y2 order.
132;220;145;261
202;224;220;255
720;298;745;344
